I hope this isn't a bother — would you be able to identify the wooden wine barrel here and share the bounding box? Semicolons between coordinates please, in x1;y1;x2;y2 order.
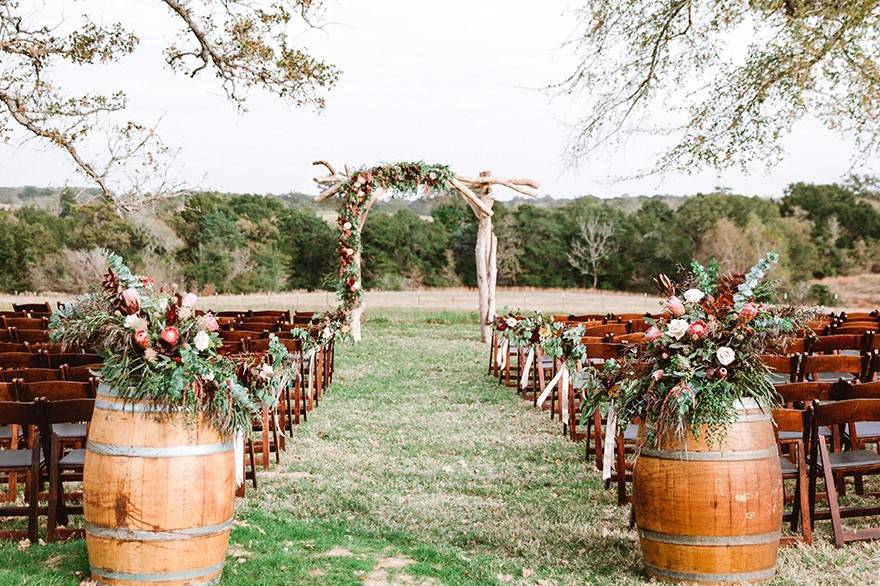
84;385;235;585
633;399;783;585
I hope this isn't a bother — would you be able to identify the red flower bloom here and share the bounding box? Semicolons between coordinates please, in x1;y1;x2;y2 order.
160;326;180;348
133;329;150;349
688;320;709;340
739;302;759;323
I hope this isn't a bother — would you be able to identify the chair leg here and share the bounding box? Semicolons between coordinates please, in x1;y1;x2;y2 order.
616;433;627;506
47;440;59;542
247;437;257;489
819;436;845;548
28;449;40;543
797;452;813;545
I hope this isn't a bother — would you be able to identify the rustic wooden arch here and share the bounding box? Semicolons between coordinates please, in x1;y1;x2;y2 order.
313;161;539;342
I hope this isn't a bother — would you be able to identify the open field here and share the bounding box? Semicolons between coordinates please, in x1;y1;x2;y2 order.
0;286;872;315
2;309;880;585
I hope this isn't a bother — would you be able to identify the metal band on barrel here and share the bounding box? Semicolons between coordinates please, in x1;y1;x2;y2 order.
639;528;780;546
645;563;777;583
94;399;170;414
86;440;234;458
89;562;225;583
639;446;779;461
84;518;233;541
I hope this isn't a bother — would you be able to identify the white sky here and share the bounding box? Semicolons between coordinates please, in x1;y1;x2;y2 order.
1;1;877;200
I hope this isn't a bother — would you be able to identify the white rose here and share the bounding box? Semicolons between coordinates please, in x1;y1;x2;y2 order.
505;317;518;328
260;363;274;376
124;314;139;329
666;319;689;340
343;221;352;230
716;346;736;366
683;288;704;303
194;330;210;351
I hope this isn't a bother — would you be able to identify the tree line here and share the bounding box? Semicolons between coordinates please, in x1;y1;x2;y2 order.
1;182;876;303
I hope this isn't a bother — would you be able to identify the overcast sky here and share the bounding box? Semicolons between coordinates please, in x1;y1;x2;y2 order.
1;1;877;200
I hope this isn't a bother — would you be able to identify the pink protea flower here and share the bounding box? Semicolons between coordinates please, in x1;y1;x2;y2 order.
665;296;686;317
739;302;759;323
688;319;709;340
120;288;140;314
645;325;662;342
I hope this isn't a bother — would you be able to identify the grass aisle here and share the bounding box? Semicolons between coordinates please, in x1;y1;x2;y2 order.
2;310;878;584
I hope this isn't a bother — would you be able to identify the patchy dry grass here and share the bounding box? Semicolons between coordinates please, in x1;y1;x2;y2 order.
2;309;880;584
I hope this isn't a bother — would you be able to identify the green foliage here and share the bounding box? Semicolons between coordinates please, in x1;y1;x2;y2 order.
0;183;875;299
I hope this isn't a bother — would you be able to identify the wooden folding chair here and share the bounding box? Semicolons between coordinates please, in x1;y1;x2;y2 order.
799;353;868;382
772;408;812;545
809;334;867;356
44;353;102;369
2;317;49;330
40;398;94;542
809;399;880;547
760;354;800;384
12;302;51;314
0;400;43;541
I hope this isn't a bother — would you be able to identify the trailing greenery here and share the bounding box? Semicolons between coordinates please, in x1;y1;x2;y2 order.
334;162;454;313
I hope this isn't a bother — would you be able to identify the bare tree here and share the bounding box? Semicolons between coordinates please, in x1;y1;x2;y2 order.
567;217;616;289
558;2;880;176
0;0;338;210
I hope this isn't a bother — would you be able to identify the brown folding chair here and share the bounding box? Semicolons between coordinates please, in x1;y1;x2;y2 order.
16;382;94;455
772;408;812;545
809;399;880;547
40;398;94;542
2;317;49;330
0;342;27;353
3;368;63;383
809;334;867;356
760;354;800;383
0;400;43;541
12;302;51;314
799;354;868;382
0;352;45;369
44;353;102;369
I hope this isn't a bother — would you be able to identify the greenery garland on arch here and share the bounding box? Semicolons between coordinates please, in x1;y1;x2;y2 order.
334;162;455;313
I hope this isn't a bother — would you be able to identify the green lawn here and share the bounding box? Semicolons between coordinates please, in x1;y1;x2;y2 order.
1;310;879;585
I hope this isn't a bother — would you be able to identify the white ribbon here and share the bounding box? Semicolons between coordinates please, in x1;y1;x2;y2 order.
305;348;316;402
234;431;244;487
602;405;617;481
495;339;509;368
536;362;569;409
519;347;535;388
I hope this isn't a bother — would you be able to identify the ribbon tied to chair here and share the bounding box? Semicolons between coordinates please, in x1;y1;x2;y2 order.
602;405;617;481
519;347;535;388
535;361;570;421
495;338;510;368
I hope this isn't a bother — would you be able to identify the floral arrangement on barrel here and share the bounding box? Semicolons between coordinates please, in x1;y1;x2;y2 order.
580;253;815;446
335;162;454;313
50;251;256;436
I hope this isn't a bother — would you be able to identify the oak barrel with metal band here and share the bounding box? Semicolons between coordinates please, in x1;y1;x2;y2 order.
633;399;783;585
84;385;235;585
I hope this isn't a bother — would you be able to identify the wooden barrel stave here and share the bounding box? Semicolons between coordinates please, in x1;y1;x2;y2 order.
84;388;234;586
633;402;783;585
